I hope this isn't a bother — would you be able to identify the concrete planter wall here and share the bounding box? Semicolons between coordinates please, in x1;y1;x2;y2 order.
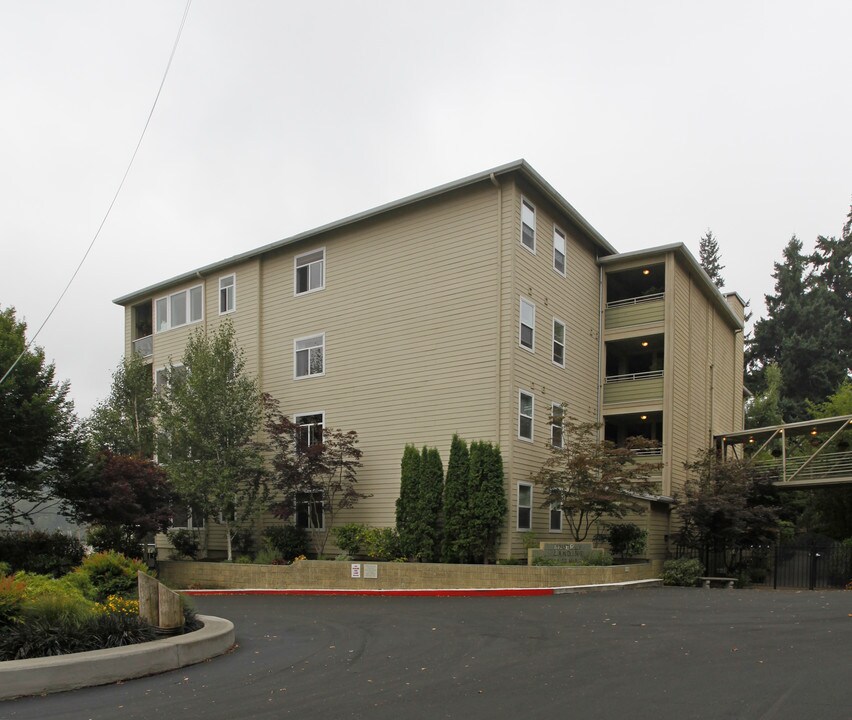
159;559;663;591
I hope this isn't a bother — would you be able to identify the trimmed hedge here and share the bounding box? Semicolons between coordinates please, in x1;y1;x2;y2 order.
0;530;85;577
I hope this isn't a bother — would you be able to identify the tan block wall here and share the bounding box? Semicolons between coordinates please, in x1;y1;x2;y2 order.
159;559;661;591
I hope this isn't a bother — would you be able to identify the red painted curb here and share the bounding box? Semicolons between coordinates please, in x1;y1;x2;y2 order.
182;588;555;598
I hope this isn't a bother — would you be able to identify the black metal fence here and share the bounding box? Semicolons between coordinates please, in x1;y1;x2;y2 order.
675;541;852;590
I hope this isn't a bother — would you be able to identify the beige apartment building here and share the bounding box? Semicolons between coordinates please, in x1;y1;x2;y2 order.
115;160;745;560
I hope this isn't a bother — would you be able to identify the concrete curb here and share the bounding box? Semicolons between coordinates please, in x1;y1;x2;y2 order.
182;578;663;597
0;615;234;701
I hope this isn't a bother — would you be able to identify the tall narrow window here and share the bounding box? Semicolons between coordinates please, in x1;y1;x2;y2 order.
189;286;203;323
553;226;566;275
518;483;532;530
295;249;325;295
518;390;534;441
550;503;562;532
295;412;324;450
552;318;565;367
294;334;325;378
155;298;168;332
521;199;536;252
219;274;235;314
520;298;535;351
551;402;564;449
296;491;324;529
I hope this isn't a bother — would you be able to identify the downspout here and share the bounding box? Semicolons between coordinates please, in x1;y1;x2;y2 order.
597;262;603;430
491;173;512;561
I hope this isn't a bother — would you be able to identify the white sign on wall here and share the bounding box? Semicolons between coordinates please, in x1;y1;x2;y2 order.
351;563;361;578
364;563;378;579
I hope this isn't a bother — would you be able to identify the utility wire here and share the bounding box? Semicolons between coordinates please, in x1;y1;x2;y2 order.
0;0;193;387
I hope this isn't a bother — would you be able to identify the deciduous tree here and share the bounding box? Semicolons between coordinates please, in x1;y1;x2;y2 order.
156;321;267;561
0;306;87;526
265;404;366;557
532;416;660;542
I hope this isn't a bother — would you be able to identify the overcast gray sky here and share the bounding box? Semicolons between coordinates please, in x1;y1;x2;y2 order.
2;1;850;417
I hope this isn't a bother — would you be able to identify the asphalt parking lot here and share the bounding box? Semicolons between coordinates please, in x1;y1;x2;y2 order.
2;587;850;720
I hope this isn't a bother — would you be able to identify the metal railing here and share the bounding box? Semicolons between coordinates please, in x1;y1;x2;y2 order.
605;292;664;309
605;370;664;384
133;335;153;358
752;450;852;484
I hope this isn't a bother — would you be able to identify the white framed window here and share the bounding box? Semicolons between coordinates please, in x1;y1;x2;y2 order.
551;402;564;449
518;390;534;441
170;505;205;530
154;363;185;392
294;333;325;378
296;491;324;529
295;412;324;450
155;285;203;332
521;198;536;252
219;274;236;314
552;318;565;367
553;226;566;275
520;297;535;351
517;483;532;530
295;248;325;295
549;502;562;532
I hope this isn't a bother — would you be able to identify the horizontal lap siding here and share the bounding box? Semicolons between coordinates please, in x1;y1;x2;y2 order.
259;184;500;537
505;179;602;556
670;262;692;498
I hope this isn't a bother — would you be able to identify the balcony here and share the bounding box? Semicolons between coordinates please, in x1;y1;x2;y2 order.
603;370;664;405
133;334;153;358
605;293;665;330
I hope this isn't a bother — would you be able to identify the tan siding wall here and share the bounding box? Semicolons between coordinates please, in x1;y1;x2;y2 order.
605;299;665;329
257;184;501;549
669;258;692;498
504;179;602;557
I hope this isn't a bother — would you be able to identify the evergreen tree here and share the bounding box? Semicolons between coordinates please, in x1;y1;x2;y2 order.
413;446;444;562
465;441;507;563
699;229;725;288
395;444;421;558
745;363;784;428
748;233;851;421
441;434;470;563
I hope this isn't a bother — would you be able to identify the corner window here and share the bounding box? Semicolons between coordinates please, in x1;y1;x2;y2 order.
553;226;566;275
295;412;324;451
296;491;324;529
155;285;203;332
295;334;325;378
552;318;565;367
520;298;535;351
219;274;235;314
295;248;325;295
517;483;532;530
551;403;564;449
549;503;562;532
521;199;536;252
518;390;534;441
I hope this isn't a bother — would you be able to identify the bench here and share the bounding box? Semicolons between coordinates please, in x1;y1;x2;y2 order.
699;576;736;589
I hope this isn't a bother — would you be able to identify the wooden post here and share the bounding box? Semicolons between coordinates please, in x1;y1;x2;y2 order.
158;583;183;631
137;571;159;626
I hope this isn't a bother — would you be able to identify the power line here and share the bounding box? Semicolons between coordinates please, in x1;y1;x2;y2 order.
0;0;193;387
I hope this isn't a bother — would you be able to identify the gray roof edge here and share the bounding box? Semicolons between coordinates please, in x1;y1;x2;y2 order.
599;242;744;330
114;160;615;305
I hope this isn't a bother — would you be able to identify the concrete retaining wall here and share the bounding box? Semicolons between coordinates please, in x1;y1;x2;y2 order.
160;559;663;590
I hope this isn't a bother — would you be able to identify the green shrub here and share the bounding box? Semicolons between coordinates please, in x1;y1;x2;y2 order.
253;547;284;565
362;527;403;561
75;552;151;602
598;524;647;558
14;571;93;604
662;558;704;586
0;530;85;577
20;592;93;626
532;556;563;566
0;561;11;576
496;557;526;565
332;523;368;556
233;555;253;564
231;528;256;557
583;550;614;566
86;525;144;559
167;529;201;560
0;611;157;661
262;525;308;561
0;575;27;626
